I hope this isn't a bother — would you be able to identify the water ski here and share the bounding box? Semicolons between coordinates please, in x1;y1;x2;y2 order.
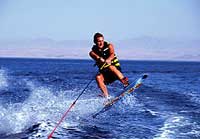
92;74;148;118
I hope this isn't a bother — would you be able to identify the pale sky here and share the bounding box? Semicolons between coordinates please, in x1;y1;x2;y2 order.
0;0;199;41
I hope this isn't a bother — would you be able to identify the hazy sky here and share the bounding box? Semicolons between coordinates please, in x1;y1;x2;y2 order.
0;0;199;41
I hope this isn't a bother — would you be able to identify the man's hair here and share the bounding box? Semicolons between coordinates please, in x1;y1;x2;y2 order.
93;32;104;43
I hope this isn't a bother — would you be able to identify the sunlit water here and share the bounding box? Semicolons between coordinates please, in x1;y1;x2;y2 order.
0;58;199;139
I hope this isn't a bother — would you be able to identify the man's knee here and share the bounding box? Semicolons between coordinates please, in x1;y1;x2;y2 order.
96;74;103;81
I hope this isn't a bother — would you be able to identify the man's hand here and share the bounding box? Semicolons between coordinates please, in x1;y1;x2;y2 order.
98;57;105;63
105;59;111;65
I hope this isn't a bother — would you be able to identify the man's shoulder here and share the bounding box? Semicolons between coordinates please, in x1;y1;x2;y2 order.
92;45;98;51
107;43;114;49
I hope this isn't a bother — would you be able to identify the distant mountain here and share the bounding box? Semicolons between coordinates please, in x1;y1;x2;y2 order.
0;38;91;59
0;37;199;61
115;37;200;61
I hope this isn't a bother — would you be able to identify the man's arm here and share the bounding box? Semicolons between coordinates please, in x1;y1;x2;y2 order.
89;51;105;62
89;51;100;61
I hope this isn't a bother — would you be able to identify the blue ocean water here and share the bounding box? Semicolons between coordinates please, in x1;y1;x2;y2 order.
0;58;199;139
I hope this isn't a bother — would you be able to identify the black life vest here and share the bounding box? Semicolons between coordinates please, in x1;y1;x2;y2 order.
92;41;120;69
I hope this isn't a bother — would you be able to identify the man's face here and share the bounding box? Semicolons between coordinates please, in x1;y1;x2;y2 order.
96;36;104;49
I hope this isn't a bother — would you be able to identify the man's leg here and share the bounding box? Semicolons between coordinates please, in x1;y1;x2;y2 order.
108;65;129;87
108;65;124;79
96;73;109;98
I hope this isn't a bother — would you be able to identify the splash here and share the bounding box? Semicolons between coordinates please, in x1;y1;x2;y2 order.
0;68;8;89
0;79;103;137
154;114;200;138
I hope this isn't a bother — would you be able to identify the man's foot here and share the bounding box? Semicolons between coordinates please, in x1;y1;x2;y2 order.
121;77;129;88
103;95;112;105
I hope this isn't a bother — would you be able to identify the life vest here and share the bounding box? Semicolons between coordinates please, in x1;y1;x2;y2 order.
92;41;120;69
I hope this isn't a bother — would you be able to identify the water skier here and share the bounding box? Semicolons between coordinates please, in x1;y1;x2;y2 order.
89;32;129;101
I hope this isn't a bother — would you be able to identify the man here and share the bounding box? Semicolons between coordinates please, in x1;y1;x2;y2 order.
89;32;129;100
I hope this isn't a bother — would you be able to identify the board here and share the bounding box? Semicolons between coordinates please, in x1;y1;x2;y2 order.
92;74;148;118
